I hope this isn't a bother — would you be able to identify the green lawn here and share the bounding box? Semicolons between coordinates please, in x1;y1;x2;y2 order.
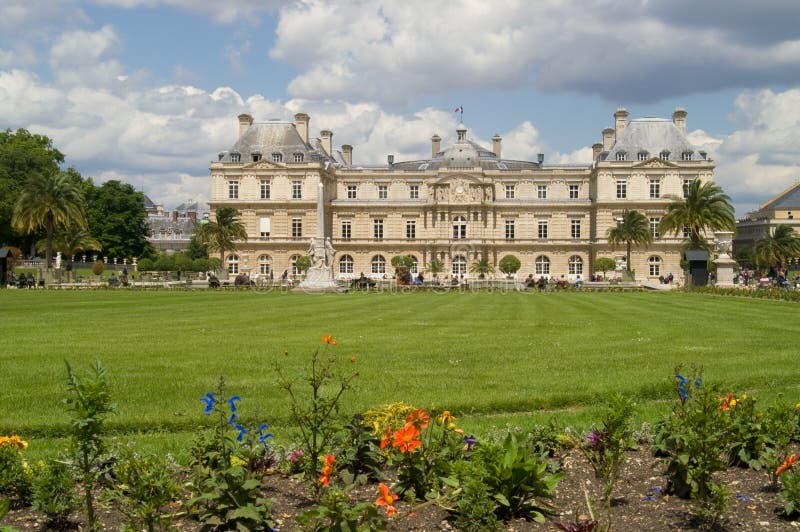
2;289;798;459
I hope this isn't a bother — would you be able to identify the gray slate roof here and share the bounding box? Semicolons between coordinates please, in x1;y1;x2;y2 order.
219;120;331;163
602;118;704;161
760;182;800;211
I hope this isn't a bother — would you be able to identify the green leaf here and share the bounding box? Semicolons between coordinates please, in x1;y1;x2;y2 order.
229;505;262;521
494;493;510;507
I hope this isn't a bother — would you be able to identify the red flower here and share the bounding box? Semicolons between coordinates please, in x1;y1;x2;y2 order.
392;423;422;453
380;427;391;449
405;408;430;429
321;335;337;345
777;454;798;476
319;454;335;486
375;483;399;517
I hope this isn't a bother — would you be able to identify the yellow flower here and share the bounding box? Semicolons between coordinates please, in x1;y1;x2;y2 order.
437;410;455;426
350;356;357;363
0;435;28;450
231;455;247;467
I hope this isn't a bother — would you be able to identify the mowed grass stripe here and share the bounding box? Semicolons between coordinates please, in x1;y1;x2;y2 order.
1;290;798;441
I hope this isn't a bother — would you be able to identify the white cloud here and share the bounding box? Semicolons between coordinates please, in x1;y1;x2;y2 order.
90;0;282;23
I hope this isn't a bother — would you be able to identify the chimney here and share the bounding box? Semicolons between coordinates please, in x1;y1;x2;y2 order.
492;134;502;158
387;154;394;165
602;127;615;151
341;144;353;165
614;107;629;140
294;112;309;145
592;142;603;161
320;129;333;156
431;134;441;157
537;153;544;165
672;107;687;135
237;113;253;137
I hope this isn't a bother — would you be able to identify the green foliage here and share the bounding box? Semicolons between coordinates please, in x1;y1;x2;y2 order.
331;415;384;484
91;260;104;276
0;444;32;508
726;393;766;469
31;458;77;527
194;208;247;264
659;179;736;249
105;443;180;532
275;342;357;493
470;257;495;277
779;469;800;518
472;433;563;522
63;360;115;531
136;257;154;271
296;485;386;531
450;460;502;531
186;234;210;260
498;255;521;275
762;401;799;489
295;255;312;273
83;179;153;259
755;224;800;270
45;225;101;271
606;210;652;272
391;255;414;269
427;258;444;275
593;257;617;277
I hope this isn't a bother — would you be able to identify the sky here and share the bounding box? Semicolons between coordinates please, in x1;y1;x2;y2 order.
1;0;799;216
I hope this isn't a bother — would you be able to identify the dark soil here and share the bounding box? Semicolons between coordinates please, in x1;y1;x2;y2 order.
3;447;798;531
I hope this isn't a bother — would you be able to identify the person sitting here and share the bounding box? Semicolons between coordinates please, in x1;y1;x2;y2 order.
208;273;220;288
414;272;424;286
574;275;583;288
525;274;535;288
108;273;118;287
537;276;547;291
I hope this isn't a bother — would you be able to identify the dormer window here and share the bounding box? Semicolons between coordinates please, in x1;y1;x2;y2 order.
616;152;626;161
230;152;241;163
252;152;261;162
218;152;225;161
699;151;707;160
293;153;304;163
638;152;648;161
681;152;693;161
272;153;282;163
659;150;670;161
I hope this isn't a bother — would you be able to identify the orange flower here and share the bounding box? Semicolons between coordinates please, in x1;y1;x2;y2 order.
321;335;337;345
405;408;430;429
0;435;28;450
777;454;798;476
380;427;391;449
718;392;737;411
375;483;399;517
319;454;335;486
350;356;357;363
392;423;422;453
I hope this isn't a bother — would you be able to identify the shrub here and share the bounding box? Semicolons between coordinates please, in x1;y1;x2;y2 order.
498;255;521;276
31;458;77;527
778;457;800;517
331;414;384;484
450;459;502;531
296;484;387;531
0;436;32;508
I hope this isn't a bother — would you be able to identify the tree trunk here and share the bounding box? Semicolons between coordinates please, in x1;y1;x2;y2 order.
626;241;632;272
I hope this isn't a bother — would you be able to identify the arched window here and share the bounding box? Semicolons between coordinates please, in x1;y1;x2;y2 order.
408;255;419;274
227;254;239;274
339;255;354;274
290;255;300;276
452;216;467;239
568;255;583;275
371;255;386;274
535;255;550;276
648;256;662;276
452;255;467;275
258;255;271;275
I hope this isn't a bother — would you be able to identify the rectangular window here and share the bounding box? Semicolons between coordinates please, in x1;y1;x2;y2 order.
409;184;419;199
650;217;660;239
291;218;302;238
649;179;660;199
683;179;693;198
378;184;388;199
683;226;691;238
571;219;581;239
294;153;303;163
505;184;515;199
406;220;416;239
569;185;579;199
259;217;270;238
616;179;627;199
538;220;548;239
292;180;302;199
537;185;547;199
505;220;515;240
228;180;239;199
272;153;282;163
347;184;357;199
373;219;384;239
341;220;351;240
230;153;241;163
260;179;270;199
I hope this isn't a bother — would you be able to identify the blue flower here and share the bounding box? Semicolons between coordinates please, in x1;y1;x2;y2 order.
641;495;655;501
200;392;216;415
463;435;477;449
675;374;688;399
257;423;274;447
694;376;702;388
231;422;248;442
228;413;239;427
736;494;753;501
227;395;241;413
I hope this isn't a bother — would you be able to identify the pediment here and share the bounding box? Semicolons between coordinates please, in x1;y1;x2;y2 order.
632;157;679;169
243;160;284;170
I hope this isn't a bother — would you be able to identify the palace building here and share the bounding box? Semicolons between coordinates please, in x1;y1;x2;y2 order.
208;108;714;282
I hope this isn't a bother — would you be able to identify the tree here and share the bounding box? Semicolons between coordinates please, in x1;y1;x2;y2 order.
755;224;800;272
606;210;652;273
659;180;736;249
470;257;495;278
427;258;444;278
498;255;521;277
295;255;312;274
194;207;248;266
735;245;755;269
0;129;65;251
45;225;101;272
594;257;617;279
84;180;153;259
12;171;87;269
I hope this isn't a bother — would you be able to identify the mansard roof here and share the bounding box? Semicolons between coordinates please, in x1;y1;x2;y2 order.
758;181;800;211
219;120;330;163
602;118;704;161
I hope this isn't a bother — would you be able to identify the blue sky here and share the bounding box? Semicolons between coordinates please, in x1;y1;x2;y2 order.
1;0;799;216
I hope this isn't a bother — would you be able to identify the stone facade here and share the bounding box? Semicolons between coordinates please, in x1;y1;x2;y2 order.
209;109;714;282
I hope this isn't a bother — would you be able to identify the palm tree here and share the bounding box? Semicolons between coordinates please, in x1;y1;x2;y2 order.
659;179;736;249
469;257;494;279
194;207;248;267
12;170;87;269
43;225;101;273
606;210;652;273
755;224;800;272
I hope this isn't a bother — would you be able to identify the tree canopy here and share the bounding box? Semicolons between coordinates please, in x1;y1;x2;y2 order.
83;179;153;259
659;179;736;249
755;224;800;272
607;210;652;272
195;207;248;265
